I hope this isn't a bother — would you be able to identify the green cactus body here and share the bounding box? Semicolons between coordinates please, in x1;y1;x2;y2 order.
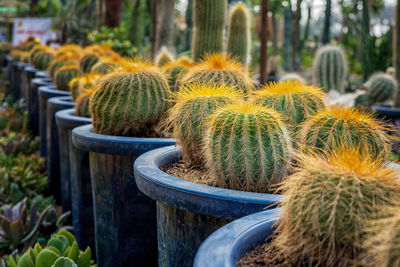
204;102;292;192
279;73;306;82
32;51;55;70
89;63;170;136
91;57;122;74
298;106;391;159
54;65;83;91
48;60;78;80
365;73;397;103
227;3;250;65
75;89;94;117
312;45;348;93
155;48;174;67
182;54;254;92
29;45;50;63
79;53;101;73
253;81;326;129
192;0;226;61
69;74;102;101
163;57;194;91
274;147;400;266
168;83;244;165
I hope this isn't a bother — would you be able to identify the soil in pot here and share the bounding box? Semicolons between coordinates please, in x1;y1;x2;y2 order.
237;241;282;267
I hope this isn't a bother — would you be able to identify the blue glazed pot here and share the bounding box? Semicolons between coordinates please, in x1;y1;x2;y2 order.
47;96;75;208
194;209;280;267
38;85;70;158
72;124;175;267
21;64;35;101
35;70;50;79
12;62;29;99
134;146;282;267
373;105;400;123
6;55;12;88
55;109;93;250
29;77;52;136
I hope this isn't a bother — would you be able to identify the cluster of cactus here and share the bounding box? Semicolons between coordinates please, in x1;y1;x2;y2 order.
227;3;250;65
32;50;55;70
75;87;98;118
252;81;326;128
279;72;306;82
89;61;170;136
69;74;102;101
298;105;391;159
273;146;400;266
54;65;83;91
312;45;348;93
9;229;94;267
10;50;30;63
364;73;397;104
163;57;194;91
155;48;174;67
182;53;254;92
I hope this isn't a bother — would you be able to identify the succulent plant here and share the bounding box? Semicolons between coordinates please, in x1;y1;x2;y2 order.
89;61;170;136
55;44;82;58
32;50;55;70
182;53;254;92
252;81;326;129
79;53;101;74
90;57;123;75
8;229;94;267
69;74;102;101
155;48;174;67
203;102;292;192
75;87;97;118
10;51;30;63
54;65;83;91
312;45;348;93
227;3;250;65
163;57;195;91
364;73;397;104
279;73;306;82
29;45;51;63
47;57;79;80
167;83;245;165
192;0;226;61
273;146;400;266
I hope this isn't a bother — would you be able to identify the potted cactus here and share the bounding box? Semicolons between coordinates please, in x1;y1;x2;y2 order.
72;61;175;266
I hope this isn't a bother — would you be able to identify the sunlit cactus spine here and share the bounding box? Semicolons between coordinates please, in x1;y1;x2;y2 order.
298;106;391;159
273;146;400;266
163;57;195;91
91;57;123;74
279;72;306;82
312;45;348;93
167;83;245;165
55;44;82;57
192;0;226;61
365;73;397;104
69;73;102;101
75;86;98;118
155;48;174;67
227;3;250;65
79;53;101;73
182;53;254;92
32;50;55;70
54;65;83;91
89;62;170;136
253;81;326;129
204;102;292;192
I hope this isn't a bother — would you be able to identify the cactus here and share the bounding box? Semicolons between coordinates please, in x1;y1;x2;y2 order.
227;3;250;65
283;7;292;71
29;45;51;63
79;53;101;73
312;45;348;93
298;105;391;159
48;58;79;80
32;50;55;70
69;74;102;101
182;53;254;92
279;73;306;82
192;0;226;61
252;81;326;128
54;65;83;91
11;50;30;63
91;57;123;74
203;102;292;192
273;146;400;266
167;83;244;165
155;47;174;67
364;73;397;104
75;87;98;118
89;62;170;136
163;57;195;91
56;44;82;57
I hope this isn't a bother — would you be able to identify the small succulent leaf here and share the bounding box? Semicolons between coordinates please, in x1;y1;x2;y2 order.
0;215;12;237
20;206;52;245
56;230;75;246
56;212;71;228
34;242;43;255
47;237;64;254
27;202;38;231
67;242;79;263
8;255;17;267
46;246;61;255
3;205;12;219
16;253;34;267
50;257;77;267
76;248;91;267
10;221;23;247
35;248;59;267
28;247;36;262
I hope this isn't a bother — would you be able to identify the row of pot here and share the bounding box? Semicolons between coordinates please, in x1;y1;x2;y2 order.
6;57;282;267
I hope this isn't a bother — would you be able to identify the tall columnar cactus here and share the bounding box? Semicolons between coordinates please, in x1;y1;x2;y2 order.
75;86;98;118
155;48;174;67
226;3;250;65
283;7;293;72
182;53;254;92
91;57;123;74
192;0;226;61
273;147;400;266
89;62;170;136
279;73;306;82
364;73;397;104
394;0;400;107
167;83;244;165
79;53;101;73
54;65;83;91
32;50;55;70
298;106;391;159
252;81;326;128
312;45;348;93
204;102;292;192
69;74;102;101
163;57;195;91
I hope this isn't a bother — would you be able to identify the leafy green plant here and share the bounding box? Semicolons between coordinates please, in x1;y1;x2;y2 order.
0;132;39;156
88;26;135;57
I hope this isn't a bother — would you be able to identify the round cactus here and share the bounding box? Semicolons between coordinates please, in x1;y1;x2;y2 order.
204;102;292;192
274;146;400;266
227;3;250;65
365;73;397;103
155;48;174;67
312;45;348;93
75;86;98;117
163;57;195;91
91;57;123;74
167;83;245;165
55;44;82;57
298;105;391;159
279;73;306;82
11;50;30;62
69;73;102;101
54;65;83;91
29;44;50;63
252;81;326;128
47;58;79;80
89;62;170;136
182;53;254;92
79;52;101;73
32;50;55;70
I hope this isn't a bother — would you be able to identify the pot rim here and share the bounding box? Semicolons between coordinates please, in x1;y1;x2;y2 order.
32;77;52;86
24;65;36;73
14;62;29;68
35;70;49;78
194;208;280;267
38;85;70;98
48;95;74;108
55;108;92;129
134;145;282;219
373;104;400;115
72;124;175;156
